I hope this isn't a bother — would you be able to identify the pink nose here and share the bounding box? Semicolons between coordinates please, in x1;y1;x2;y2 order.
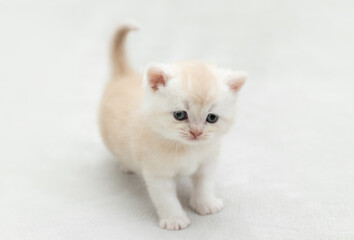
190;130;203;138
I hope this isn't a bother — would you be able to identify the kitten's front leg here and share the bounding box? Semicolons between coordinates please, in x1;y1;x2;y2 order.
190;160;224;215
143;171;190;230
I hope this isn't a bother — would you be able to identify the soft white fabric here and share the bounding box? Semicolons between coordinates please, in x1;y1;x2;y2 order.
1;0;353;239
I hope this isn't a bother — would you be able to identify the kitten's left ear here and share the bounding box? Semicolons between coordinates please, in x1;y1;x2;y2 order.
225;71;248;93
144;63;173;92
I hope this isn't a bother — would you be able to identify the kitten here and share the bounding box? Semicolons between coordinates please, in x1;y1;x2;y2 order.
99;23;247;230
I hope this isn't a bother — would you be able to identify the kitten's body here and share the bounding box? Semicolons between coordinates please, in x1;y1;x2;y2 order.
99;24;246;230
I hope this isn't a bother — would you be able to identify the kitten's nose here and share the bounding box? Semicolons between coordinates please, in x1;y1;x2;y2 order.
190;129;203;138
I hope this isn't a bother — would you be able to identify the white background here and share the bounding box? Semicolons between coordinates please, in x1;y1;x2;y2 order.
1;0;353;239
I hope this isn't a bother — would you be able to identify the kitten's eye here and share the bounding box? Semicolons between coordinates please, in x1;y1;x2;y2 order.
173;111;188;121
206;113;218;123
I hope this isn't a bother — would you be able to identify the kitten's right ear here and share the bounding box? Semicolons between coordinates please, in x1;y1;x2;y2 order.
144;63;172;91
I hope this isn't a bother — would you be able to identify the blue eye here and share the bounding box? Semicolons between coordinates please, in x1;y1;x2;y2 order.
206;113;218;123
173;111;188;121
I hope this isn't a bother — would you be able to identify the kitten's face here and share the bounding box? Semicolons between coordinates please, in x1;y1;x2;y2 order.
142;61;246;145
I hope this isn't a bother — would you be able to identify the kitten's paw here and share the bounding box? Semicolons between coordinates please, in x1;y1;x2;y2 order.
190;198;224;215
159;216;191;230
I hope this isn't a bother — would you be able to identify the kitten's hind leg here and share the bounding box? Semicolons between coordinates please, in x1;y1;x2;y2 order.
120;164;135;174
120;165;135;174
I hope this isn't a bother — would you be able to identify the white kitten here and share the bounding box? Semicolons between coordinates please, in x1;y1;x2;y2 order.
99;23;247;230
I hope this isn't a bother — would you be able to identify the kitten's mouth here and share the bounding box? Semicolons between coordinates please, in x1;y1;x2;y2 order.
180;134;207;143
186;136;204;142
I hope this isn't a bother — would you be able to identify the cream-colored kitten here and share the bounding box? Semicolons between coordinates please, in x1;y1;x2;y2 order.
99;23;247;230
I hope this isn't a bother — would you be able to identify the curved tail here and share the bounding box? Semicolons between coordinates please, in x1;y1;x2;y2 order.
111;22;139;77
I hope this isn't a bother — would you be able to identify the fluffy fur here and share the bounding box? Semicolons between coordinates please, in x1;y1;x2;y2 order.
99;23;247;230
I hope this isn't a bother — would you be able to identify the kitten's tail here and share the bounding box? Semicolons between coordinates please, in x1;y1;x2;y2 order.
111;21;139;77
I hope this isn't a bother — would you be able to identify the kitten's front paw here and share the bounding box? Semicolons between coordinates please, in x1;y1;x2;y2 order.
190;198;224;215
159;216;191;230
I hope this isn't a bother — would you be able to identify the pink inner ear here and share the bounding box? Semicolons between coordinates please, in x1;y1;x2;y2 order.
227;72;247;93
229;78;246;92
149;72;166;91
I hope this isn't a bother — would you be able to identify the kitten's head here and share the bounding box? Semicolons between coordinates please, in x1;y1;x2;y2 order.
141;61;247;145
